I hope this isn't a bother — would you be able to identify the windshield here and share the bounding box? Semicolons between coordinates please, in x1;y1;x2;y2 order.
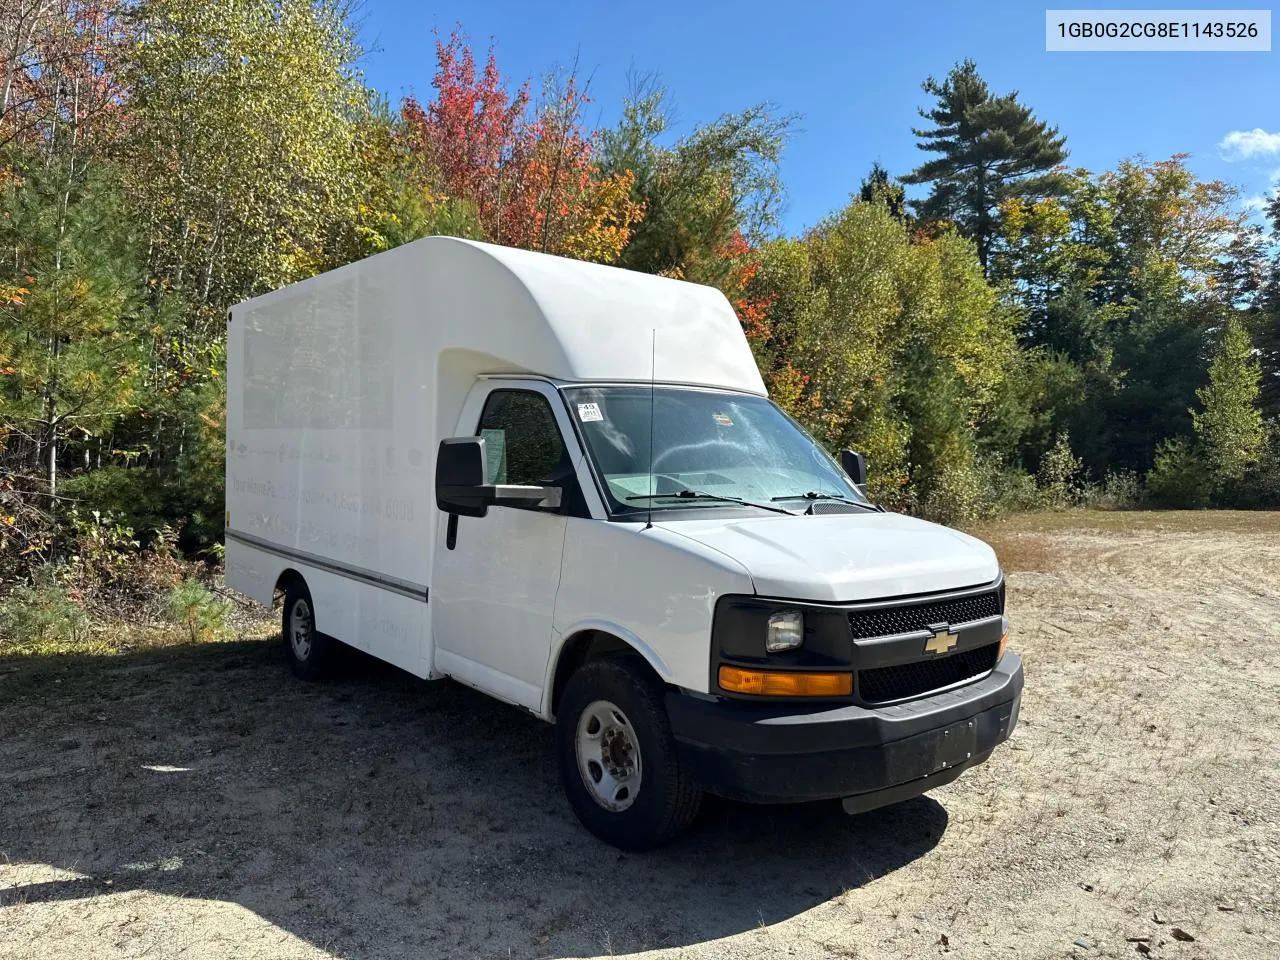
562;385;868;517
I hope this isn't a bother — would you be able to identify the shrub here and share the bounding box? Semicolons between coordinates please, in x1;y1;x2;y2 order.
0;571;89;652
60;510;189;615
979;458;1043;515
916;455;1044;525
162;579;233;643
1080;470;1143;511
1146;437;1208;508
919;459;985;526
1226;422;1280;508
1037;432;1083;509
60;467;169;543
64;509;141;589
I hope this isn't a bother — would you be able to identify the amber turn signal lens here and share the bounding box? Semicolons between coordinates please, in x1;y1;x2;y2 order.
998;632;1010;660
718;666;852;697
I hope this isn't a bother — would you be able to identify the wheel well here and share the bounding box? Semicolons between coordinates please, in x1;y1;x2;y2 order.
551;630;657;716
272;569;307;609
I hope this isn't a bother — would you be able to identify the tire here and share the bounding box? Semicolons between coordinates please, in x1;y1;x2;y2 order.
282;580;336;681
556;658;702;850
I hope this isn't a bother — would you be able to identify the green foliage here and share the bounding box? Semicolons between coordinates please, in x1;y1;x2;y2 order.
124;0;371;314
918;455;1044;525
61;469;168;540
1037;432;1084;509
747;200;1020;507
0;161;147;496
162;579;233;643
0;571;90;652
1232;424;1280;508
858;163;908;221
1192;319;1265;487
997;156;1254;479
980;460;1045;515
600;82;795;284
351;126;484;256
1080;471;1143;511
64;509;142;587
1146;437;1209;509
918;458;985;526
161;376;228;553
903;59;1067;271
5;4;1280;594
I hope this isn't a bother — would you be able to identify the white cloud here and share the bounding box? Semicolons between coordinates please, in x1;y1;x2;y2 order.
1241;195;1271;223
1270;168;1280;184
1218;128;1280;161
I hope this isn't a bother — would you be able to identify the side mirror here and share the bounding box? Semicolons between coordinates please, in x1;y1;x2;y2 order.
435;437;562;518
840;449;869;496
437;437;490;517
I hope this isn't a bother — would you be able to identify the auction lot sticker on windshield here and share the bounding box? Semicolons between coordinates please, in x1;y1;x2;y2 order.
577;402;604;422
712;412;734;427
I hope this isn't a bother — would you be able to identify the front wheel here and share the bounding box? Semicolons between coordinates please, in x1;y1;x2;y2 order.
556;658;701;850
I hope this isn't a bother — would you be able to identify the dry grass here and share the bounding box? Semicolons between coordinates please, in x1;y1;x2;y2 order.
969;508;1280;572
974;506;1280;537
2;510;1279;959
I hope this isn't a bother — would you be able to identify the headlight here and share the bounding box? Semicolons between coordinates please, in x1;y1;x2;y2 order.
766;610;804;653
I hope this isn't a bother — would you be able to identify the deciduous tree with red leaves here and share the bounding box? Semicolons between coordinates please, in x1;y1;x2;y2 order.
401;31;641;263
0;0;130;155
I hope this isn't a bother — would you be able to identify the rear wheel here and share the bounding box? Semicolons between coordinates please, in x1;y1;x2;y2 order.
556;658;701;850
282;580;336;680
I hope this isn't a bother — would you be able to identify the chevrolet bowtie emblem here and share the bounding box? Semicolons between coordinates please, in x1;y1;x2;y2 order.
924;622;959;656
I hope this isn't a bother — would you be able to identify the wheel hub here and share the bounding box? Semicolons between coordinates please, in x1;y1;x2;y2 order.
575;699;643;812
290;598;313;660
601;728;635;778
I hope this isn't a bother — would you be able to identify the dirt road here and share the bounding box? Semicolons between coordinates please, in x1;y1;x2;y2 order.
2;511;1278;959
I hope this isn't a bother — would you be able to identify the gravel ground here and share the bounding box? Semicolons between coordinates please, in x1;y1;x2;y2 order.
1;511;1278;959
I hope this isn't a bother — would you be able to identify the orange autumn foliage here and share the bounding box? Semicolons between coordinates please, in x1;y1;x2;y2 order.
402;31;642;264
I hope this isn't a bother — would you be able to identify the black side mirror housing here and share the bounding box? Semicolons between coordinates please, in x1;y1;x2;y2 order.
840;449;869;495
436;437;490;517
435;437;563;518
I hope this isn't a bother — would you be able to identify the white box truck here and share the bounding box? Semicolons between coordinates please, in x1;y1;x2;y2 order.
226;236;1022;850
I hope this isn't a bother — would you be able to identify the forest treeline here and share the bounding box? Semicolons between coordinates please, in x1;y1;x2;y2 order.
3;0;1279;584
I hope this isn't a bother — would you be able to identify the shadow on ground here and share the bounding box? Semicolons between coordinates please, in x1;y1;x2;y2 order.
0;638;947;958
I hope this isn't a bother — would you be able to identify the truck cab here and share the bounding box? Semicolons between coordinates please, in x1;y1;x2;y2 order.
225;237;1022;850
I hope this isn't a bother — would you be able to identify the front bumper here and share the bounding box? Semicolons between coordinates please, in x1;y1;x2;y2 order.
666;652;1023;810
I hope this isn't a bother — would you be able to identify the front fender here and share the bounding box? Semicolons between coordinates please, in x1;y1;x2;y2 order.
546;518;755;716
538;619;675;721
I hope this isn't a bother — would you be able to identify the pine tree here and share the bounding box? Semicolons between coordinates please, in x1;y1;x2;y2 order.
1256;194;1280;420
903;59;1067;273
1192;318;1265;485
0;161;145;497
858;162;907;221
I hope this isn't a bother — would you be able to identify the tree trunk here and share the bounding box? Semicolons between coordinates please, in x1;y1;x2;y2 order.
47;414;56;497
975;163;990;275
1;1;52;126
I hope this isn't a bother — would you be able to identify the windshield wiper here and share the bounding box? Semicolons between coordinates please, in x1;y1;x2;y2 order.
770;491;879;512
626;490;795;516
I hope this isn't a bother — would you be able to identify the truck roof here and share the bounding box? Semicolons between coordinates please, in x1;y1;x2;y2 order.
233;236;766;396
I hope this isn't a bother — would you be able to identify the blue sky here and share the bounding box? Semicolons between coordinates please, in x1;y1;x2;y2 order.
355;1;1279;233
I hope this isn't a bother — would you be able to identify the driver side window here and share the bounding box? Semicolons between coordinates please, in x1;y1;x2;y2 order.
477;390;566;485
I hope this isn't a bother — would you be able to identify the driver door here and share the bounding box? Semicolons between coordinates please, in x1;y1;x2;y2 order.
431;382;579;710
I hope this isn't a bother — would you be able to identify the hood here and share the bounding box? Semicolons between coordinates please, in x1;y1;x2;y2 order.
657;511;999;603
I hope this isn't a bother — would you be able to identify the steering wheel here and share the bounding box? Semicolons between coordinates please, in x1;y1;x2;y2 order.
651;473;688;494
